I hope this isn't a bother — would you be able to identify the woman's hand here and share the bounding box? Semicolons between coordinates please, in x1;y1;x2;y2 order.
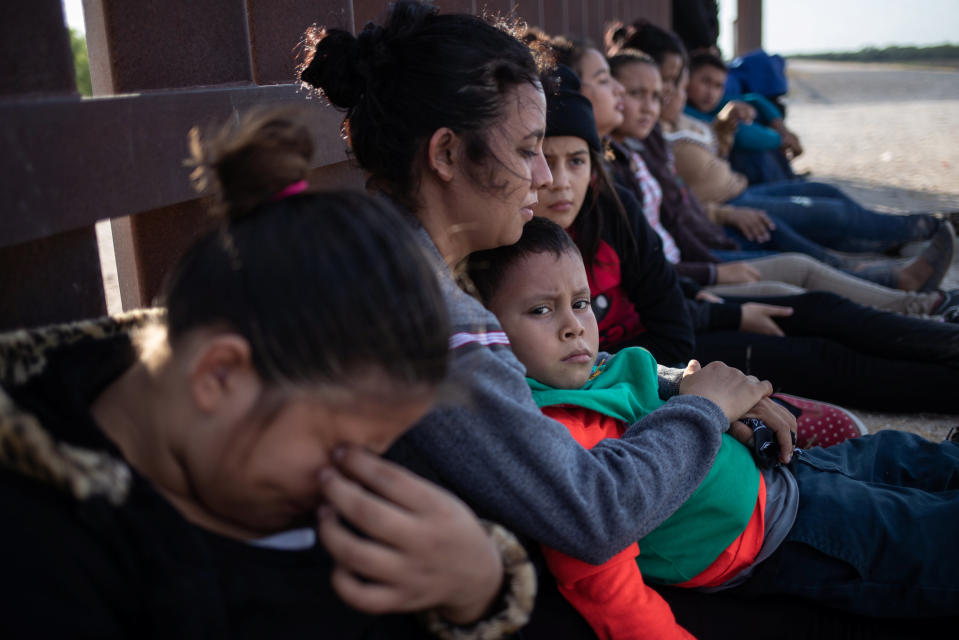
721;206;776;243
780;130;804;159
770;119;804;158
728;396;798;464
730;100;757;123
317;446;503;625
718;100;756;125
716;261;762;284
679;360;773;423
739;302;793;336
713;105;740;140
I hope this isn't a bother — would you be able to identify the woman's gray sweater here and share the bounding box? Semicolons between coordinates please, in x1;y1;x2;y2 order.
387;227;730;564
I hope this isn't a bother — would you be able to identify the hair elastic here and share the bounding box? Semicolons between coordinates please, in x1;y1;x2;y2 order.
270;179;309;201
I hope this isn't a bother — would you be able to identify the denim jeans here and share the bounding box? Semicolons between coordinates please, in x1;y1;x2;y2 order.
715;218;851;270
737;431;959;617
728;180;940;253
728;146;796;185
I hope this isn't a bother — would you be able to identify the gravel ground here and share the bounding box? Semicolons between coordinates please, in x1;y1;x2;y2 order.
784;59;959;439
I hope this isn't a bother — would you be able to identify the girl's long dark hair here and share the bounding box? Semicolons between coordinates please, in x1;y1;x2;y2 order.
570;147;641;274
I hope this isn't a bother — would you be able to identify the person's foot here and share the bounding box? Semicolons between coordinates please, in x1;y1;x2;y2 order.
897;221;956;292
772;393;868;449
934;289;959;316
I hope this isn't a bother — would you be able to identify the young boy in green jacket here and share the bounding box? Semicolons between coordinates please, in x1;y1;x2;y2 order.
467;216;959;637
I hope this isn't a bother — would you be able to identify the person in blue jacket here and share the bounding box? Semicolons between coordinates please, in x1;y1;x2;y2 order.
685;51;801;184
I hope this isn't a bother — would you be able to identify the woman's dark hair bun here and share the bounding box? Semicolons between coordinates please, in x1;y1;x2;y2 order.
299;1;435;109
187;108;314;220
297;0;539;210
300;28;367;109
604;20;630;55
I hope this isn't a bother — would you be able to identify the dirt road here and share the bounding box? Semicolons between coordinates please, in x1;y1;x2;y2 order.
784;59;959;437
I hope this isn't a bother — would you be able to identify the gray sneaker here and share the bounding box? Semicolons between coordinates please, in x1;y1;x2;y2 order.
919;221;957;293
934;289;959;321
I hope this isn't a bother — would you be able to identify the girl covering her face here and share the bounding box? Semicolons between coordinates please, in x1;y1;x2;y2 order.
0;106;535;637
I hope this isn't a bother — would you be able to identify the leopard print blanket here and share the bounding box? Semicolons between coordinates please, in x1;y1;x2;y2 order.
0;310;162;504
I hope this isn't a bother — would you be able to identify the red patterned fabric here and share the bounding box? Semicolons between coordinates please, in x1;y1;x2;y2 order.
587;240;646;349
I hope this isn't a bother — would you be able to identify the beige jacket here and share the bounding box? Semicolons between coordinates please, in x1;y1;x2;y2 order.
663;114;749;211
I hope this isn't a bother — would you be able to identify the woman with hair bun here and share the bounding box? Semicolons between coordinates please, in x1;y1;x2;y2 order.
0;108;536;638
299;3;792;629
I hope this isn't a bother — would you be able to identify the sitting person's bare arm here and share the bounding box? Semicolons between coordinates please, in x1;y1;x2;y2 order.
715;205;776;242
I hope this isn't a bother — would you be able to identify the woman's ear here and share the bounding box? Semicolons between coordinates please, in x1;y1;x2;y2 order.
427;127;460;182
189;334;259;415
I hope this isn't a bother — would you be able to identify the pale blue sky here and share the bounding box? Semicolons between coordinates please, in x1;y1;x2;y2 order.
719;0;959;56
63;1;958;55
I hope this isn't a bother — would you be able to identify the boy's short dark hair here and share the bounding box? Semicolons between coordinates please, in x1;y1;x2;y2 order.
689;52;727;75
467;217;581;305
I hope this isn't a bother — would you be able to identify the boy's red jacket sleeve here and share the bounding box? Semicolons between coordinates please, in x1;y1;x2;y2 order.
542;542;696;640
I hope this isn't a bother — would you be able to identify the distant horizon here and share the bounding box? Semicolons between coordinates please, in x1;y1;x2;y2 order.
719;0;959;58
783;42;959;57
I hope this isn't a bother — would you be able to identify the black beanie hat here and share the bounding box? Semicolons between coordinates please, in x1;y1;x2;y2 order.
543;65;603;153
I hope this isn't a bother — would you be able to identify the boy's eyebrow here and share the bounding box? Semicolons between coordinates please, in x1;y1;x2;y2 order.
516;284;591;306
518;290;558;305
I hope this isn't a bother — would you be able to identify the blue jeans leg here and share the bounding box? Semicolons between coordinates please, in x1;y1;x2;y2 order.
743;432;959;617
728;146;796;185
723;220;849;269
729;181;940;253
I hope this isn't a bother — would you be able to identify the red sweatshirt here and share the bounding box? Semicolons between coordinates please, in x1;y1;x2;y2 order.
541;405;767;640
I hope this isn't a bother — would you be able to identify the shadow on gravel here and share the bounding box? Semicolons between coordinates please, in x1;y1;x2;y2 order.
806;175;959;215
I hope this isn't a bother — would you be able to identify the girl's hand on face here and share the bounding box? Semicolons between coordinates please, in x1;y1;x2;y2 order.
679;360;773;424
316;446;503;625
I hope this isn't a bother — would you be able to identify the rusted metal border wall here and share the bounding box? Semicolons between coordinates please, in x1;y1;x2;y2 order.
0;0;674;330
735;0;763;56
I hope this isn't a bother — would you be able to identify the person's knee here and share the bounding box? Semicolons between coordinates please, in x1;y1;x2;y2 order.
758;281;806;296
774;252;819;272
